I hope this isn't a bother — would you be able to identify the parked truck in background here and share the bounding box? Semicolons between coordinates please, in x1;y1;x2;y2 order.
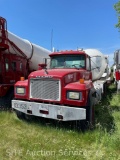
101;55;111;82
113;49;120;92
0;17;51;108
12;48;111;128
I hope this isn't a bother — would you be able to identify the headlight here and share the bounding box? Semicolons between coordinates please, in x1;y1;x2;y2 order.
67;91;82;100
16;87;25;94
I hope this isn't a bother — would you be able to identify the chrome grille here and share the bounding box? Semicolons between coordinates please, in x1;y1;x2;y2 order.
30;78;60;101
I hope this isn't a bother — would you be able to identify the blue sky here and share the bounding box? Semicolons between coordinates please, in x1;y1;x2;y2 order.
0;0;119;65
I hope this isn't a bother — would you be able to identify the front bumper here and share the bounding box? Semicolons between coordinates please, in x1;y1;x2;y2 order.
12;100;86;121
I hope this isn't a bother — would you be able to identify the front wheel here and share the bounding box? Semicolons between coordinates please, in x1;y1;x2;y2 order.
16;110;25;120
86;99;95;129
76;94;95;131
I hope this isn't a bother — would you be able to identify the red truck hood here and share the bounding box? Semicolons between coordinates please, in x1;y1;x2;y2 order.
29;69;81;78
29;68;91;84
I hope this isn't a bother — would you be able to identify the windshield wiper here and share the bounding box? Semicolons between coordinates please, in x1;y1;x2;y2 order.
71;64;80;70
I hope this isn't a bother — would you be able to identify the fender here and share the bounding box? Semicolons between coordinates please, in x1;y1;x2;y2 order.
63;80;94;107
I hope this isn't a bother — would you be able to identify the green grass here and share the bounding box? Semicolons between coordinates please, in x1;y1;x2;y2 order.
0;84;120;160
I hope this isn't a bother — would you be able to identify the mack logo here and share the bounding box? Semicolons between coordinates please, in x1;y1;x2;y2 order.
36;76;53;78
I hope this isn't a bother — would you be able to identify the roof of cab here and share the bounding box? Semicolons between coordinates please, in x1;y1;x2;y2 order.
49;50;86;56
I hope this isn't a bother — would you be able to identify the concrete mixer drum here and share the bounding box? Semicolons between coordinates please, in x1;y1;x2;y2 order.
84;49;107;81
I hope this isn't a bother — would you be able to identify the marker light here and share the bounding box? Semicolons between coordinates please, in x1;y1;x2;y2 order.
79;79;84;84
20;77;25;81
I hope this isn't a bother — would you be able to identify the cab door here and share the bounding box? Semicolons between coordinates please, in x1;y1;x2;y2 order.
3;56;16;84
4;55;25;84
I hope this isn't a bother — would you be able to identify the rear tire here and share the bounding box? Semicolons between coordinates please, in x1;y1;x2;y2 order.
0;88;14;109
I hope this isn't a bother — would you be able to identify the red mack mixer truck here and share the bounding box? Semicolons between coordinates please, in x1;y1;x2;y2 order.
12;48;111;128
0;17;51;108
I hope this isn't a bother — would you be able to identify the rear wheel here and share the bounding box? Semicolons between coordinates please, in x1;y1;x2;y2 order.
0;88;14;109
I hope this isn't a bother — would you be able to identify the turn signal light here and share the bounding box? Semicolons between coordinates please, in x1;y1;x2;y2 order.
20;77;25;81
79;79;84;84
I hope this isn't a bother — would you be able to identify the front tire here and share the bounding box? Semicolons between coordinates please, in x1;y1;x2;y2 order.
86;97;95;129
76;94;95;131
16;110;25;120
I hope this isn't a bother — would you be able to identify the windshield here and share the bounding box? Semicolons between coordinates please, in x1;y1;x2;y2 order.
50;55;85;69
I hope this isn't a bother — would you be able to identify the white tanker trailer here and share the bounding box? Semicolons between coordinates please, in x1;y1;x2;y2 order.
0;16;51;108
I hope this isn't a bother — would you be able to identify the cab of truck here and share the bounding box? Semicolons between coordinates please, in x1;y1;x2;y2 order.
49;50;91;71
